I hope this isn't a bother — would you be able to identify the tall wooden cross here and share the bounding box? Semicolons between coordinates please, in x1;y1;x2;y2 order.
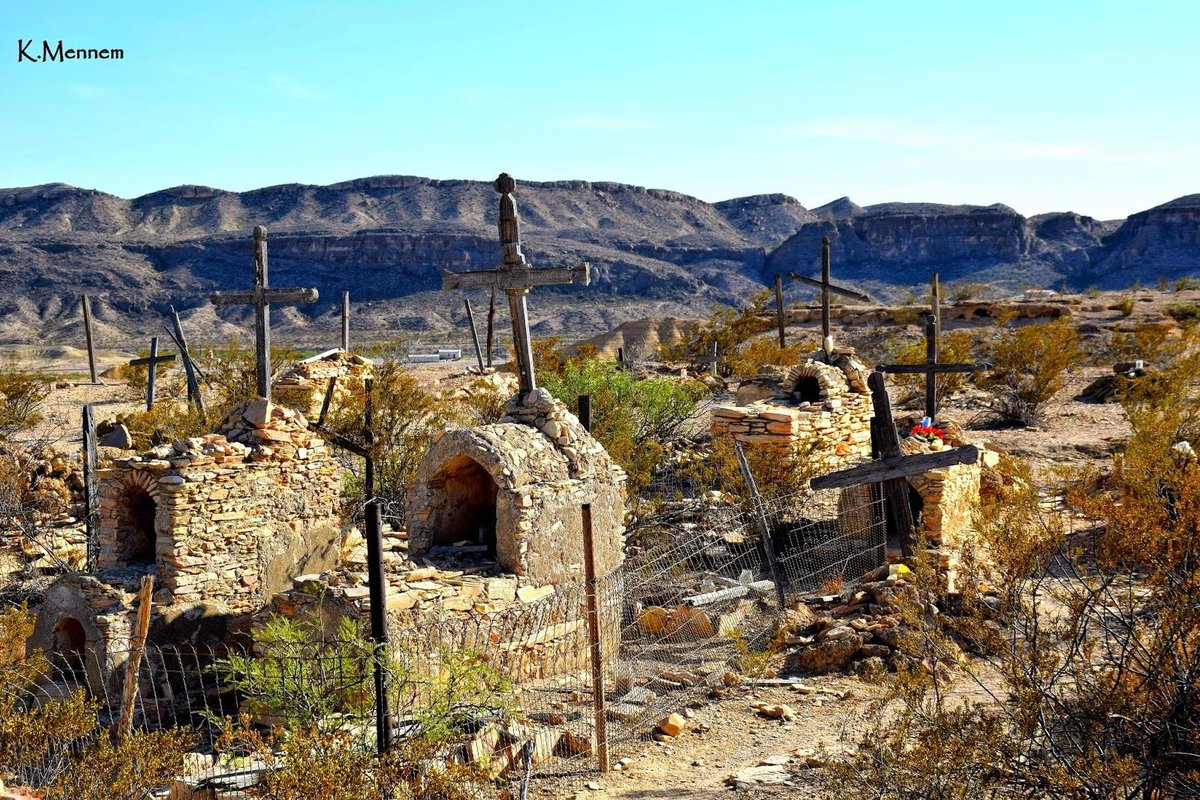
811;370;981;556
209;226;319;401
788;236;870;355
128;337;176;411
877;313;988;420
441;173;590;395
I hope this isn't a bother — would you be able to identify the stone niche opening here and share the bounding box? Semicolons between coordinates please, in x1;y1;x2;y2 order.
887;482;925;542
51;617;87;682
426;454;500;555
791;374;823;404
118;485;157;566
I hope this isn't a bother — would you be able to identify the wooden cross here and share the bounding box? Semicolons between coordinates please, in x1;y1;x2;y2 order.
441;174;590;395
810;370;981;555
877;313;988;420
128;336;176;411
209;226;319;401
788;236;871;355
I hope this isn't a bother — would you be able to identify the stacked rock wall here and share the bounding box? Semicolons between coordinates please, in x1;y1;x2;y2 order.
273;350;373;419
712;359;873;472
96;400;343;612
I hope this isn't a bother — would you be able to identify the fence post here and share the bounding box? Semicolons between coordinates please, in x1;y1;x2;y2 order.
82;404;99;571
582;502;610;773
774;273;786;348
734;442;788;608
118;574;154;738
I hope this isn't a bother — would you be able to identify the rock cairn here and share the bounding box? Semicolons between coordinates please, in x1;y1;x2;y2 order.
272;350;373;419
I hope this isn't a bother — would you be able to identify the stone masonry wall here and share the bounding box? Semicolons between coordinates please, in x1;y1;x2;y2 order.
96;400;342;613
712;359;873;472
273;350;373;419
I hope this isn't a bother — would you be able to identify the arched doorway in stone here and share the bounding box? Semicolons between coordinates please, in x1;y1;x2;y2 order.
426;454;500;557
118;485;157;565
51;617;87;684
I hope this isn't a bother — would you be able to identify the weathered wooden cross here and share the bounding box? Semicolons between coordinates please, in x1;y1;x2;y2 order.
788;236;871;355
209;226;319;401
441;174;590;395
810;370;981;556
877;296;987;420
128;336;176;411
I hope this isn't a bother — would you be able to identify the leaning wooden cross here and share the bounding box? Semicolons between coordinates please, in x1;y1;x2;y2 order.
209;226;319;401
877;311;987;420
165;306;205;414
788;236;870;355
127;336;176;411
810;371;980;556
441;173;590;395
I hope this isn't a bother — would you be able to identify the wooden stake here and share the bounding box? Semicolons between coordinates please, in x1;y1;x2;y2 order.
170;306;205;415
117;574;154;738
82;404;98;571
81;295;98;384
341;290;351;352
486;285;496;368
582;502;609;773
464;298;486;372
774;273;786;348
821;236;832;353
735;442;787;607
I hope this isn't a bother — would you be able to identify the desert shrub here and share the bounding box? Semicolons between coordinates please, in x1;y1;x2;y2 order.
212;614;507;800
325;358;457;526
1085;285;1101;298
538;357;707;497
977;319;1081;426
1175;277;1200;292
727;336;808;380
891;306;920;326
885;328;980;410
1110;321;1181;363
1167;301;1200;323
658;290;774;373
0;357;49;439
119;338;302;446
948;282;986;302
1115;294;1136;317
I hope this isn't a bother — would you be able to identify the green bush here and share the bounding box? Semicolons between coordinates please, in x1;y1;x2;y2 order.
979;319;1081;426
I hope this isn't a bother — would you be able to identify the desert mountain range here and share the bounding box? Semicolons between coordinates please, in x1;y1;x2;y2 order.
1;176;1198;348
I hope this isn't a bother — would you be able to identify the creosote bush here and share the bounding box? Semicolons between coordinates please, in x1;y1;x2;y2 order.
0;357;49;440
657;289;775;374
977;318;1081;427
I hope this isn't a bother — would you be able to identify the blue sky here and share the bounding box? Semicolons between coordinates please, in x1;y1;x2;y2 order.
3;1;1197;219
